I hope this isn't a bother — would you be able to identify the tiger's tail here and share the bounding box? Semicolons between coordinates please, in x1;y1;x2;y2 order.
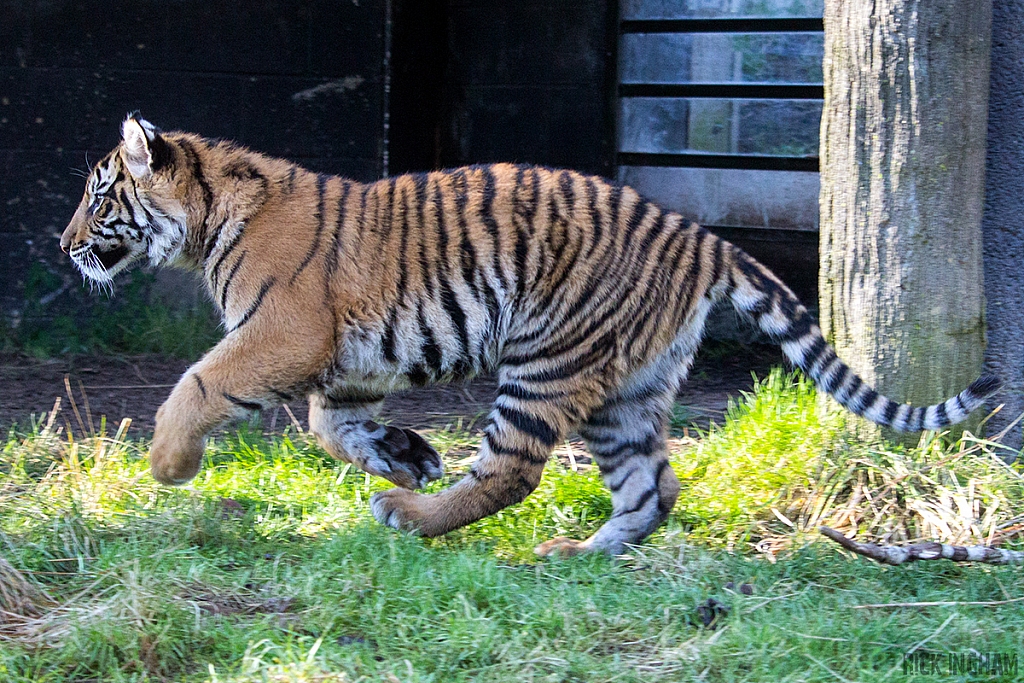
719;245;999;432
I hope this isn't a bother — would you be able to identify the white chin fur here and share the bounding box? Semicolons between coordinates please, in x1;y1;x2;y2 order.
146;212;188;266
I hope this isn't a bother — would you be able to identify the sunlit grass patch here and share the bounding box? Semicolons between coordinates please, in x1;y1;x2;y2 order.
669;368;1024;554
0;370;1022;681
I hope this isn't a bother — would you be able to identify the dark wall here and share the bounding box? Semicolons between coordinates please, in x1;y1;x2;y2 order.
390;0;616;177
982;0;1024;452
0;0;387;338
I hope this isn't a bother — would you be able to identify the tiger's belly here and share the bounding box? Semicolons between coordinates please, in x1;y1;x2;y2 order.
325;324;492;397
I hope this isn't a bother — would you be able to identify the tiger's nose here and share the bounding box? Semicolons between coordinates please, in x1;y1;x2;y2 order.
60;224;76;254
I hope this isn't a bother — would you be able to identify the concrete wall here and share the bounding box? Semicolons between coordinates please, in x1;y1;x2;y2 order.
982;0;1024;452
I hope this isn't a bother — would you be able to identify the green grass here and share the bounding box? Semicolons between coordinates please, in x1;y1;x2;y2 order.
1;371;1022;682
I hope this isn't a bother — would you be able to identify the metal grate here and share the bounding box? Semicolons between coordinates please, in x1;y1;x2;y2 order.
617;1;824;232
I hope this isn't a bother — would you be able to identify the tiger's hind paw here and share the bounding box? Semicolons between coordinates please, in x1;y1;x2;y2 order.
534;536;592;558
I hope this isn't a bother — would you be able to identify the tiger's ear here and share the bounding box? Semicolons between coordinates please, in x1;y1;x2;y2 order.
121;114;164;180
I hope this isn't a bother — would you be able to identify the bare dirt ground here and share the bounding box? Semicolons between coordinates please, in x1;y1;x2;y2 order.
0;345;782;438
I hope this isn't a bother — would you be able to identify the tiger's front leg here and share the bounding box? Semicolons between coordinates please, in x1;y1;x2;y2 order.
149;331;325;485
308;392;443;490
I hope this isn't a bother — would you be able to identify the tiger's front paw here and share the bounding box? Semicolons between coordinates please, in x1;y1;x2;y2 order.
149;430;205;485
367;425;444;490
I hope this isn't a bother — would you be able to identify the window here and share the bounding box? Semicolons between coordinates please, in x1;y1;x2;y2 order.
617;0;824;233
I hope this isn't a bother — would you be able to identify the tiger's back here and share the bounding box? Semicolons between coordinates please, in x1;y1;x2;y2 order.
61;116;999;556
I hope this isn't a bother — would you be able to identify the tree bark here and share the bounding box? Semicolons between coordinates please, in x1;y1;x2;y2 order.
982;0;1024;454
819;1;991;440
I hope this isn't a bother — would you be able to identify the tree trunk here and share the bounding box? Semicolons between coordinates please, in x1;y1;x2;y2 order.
819;1;992;441
982;0;1024;455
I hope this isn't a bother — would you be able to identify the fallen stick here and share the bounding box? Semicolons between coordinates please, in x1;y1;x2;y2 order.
819;526;1024;566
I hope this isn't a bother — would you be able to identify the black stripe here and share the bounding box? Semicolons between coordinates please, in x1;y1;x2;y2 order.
583;413;615;429
511;167;535;301
412;174;434;299
202;220;228;263
209;223;246;284
954;394;968;417
708;235;726;290
655;460;673;514
912;407;926;431
194;374;207;399
220;250;247;309
883;400;899;425
325;180;351;279
381;310;398;363
582;177;602;262
434;175;451;268
323;393;386;408
283;166;297;194
547;189;569;269
613;488;657;517
843;376;864;407
497;383;566;401
623;195;652;243
796;333;827;368
608;466;639;492
580;430;616;446
440;282;470;364
558;170;576;221
934;401;949;426
514;474;535;497
821;363;848;395
676;228;708;312
407;365;430;387
487;437;549;465
593;453;631;475
223;159;264;182
231;277;275;331
596;434;657;460
290;173;329;285
270;389;294;402
480;166;507;290
495;405;558;447
855;388;878;415
810;347;838;381
223;392;263;411
418;306;444;375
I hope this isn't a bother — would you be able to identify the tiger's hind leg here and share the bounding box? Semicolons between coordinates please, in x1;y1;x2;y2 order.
534;375;682;557
309;392;443;490
369;364;610;537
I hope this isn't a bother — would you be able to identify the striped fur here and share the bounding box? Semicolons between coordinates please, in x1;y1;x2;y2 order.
61;116;1000;556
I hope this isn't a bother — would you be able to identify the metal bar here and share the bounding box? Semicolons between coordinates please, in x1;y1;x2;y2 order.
620;18;824;34
618;83;824;99
617;151;819;172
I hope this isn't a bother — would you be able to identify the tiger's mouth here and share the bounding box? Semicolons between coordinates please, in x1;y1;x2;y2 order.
93;244;130;270
71;243;138;286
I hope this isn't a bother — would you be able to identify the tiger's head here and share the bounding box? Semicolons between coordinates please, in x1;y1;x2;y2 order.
61;115;189;287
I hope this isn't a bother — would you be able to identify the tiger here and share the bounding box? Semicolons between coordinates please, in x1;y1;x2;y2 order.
60;114;999;556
